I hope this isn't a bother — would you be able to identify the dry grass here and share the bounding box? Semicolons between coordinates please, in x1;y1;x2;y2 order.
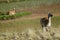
0;27;60;40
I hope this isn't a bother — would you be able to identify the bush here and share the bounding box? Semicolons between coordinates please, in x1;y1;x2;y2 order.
0;12;32;20
14;12;31;18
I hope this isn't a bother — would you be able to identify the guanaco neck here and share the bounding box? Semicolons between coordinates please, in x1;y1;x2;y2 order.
47;16;51;27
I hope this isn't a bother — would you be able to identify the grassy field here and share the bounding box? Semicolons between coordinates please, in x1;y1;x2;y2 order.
0;0;60;40
0;0;60;32
0;16;60;32
0;0;60;12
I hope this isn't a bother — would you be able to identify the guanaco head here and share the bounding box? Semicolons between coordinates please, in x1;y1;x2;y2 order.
48;12;53;18
13;8;16;11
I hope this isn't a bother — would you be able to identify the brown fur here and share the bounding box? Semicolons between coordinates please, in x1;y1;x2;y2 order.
7;8;16;15
40;13;53;32
40;17;49;27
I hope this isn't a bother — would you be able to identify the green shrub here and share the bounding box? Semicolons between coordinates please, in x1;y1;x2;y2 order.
14;12;31;18
0;12;32;20
0;15;9;20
